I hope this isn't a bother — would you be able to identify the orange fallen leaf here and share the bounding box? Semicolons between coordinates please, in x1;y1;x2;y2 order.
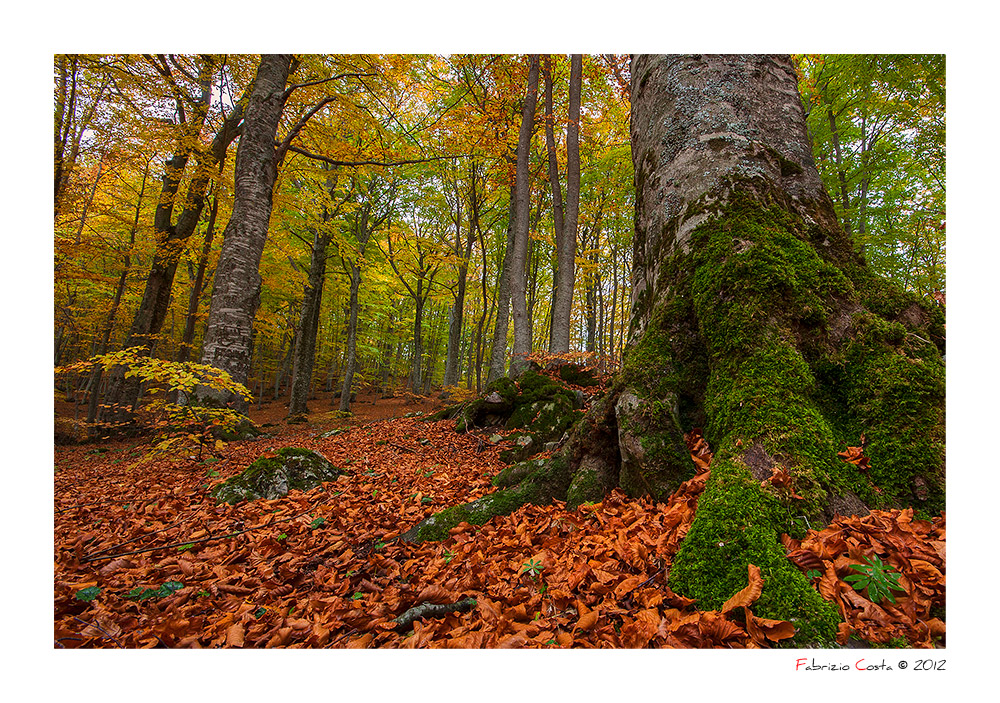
225;622;245;648
744;607;795;644
575;610;600;631
721;564;763;614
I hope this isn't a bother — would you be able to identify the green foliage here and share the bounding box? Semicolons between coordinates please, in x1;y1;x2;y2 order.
795;54;945;298
75;586;101;603
125;580;184;601
844;555;904;604
520;558;544;578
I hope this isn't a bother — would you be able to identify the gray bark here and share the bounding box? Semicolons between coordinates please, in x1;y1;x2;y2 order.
549;54;582;354
629;54;831;343
198;54;292;412
486;182;517;382
542;57;566;353
508;55;540;376
339;266;362;413
288;229;332;416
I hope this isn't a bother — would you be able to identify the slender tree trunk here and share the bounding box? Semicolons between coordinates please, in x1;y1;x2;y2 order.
826;103;853;237
85;160;150;427
177;159;227;363
542;55;566;355
550;54;582;354
73;156;105;245
339;205;378;412
198;54;292;412
509;55;540;376
339;267;362;413
443;170;476;388
288;230;331;416
54;55;75;216
443;269;467;388
487;183;517;382
410;281;425;391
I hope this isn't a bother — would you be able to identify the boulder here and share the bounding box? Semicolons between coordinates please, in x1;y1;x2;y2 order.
210;447;342;505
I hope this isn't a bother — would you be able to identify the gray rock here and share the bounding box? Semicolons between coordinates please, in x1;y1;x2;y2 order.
210;447;342;505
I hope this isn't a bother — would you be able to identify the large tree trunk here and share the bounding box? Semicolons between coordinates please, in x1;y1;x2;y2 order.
198;54;292;412
508;55;540;376
103;79;246;419
409;55;945;646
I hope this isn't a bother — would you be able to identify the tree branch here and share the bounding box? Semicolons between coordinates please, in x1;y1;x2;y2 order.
283;71;376;98
284;143;463;168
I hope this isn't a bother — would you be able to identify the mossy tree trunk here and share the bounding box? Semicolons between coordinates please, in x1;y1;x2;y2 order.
619;54;945;642
409;55;944;645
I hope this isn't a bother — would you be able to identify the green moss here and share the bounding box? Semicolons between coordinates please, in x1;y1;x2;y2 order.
839;317;946;511
411;454;572;542
213;418;262;441
669;458;840;645
566;463;604;508
515;371;574;408
210;447;341;505
558;364;599;387
667;189;927;643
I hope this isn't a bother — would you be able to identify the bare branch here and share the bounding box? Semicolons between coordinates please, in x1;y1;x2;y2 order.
283;144;463;168
283;71;376;98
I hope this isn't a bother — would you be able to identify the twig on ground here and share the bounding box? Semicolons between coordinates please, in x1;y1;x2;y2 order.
392;597;477;632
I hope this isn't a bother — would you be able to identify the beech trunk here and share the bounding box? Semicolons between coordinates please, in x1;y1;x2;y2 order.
198;54;292;411
508;55;540;376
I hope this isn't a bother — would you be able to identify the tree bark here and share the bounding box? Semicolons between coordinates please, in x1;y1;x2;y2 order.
85;159;151;428
443;166;477;388
486;182;517;383
622;54;943;641
508;55;540;376
542;57;566;358
198;54;292;412
177;163;225;363
549;54;582;354
339;266;363;413
103;72;247;418
288;229;332;416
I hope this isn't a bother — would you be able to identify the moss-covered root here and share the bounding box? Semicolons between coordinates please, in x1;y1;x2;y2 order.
401;391;636;544
399;453;575;543
668;457;841;645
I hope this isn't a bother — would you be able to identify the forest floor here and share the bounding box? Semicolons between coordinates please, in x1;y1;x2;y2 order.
53;380;945;649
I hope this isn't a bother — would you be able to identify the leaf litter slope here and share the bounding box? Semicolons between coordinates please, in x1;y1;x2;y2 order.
54;417;944;648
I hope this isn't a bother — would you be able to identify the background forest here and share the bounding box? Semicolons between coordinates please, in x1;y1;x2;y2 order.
53;54;944;419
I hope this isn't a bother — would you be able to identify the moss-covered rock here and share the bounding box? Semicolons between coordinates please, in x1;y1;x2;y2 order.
212;417;263;442
557;363;600;387
210;447;342;504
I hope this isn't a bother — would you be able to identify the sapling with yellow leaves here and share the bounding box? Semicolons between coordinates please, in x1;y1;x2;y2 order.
56;347;253;465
